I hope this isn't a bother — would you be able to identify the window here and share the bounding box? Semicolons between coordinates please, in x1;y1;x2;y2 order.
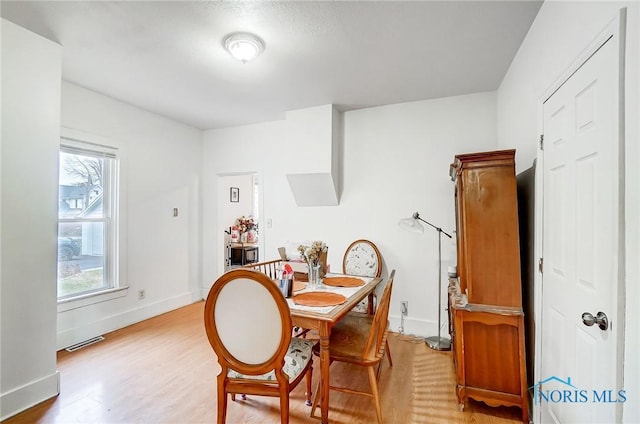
57;138;119;300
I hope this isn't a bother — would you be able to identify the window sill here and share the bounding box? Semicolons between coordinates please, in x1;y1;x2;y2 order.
57;286;129;312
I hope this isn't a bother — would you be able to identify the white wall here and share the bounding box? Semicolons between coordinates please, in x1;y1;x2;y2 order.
1;19;61;420
202;92;498;336
57;82;202;349
497;2;640;423
202;119;284;292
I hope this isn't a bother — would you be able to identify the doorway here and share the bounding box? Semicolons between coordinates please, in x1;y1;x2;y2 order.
217;173;262;273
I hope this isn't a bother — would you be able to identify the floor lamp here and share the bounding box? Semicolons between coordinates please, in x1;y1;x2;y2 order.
398;212;452;351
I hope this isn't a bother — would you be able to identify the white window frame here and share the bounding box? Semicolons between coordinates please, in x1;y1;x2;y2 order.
57;136;122;305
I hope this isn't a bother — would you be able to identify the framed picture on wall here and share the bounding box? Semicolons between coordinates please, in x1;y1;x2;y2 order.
230;187;239;203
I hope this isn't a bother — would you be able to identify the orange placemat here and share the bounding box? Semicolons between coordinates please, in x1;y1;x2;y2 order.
322;276;365;287
292;292;347;307
293;281;306;292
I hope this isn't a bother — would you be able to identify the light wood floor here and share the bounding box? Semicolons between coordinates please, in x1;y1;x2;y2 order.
3;302;523;423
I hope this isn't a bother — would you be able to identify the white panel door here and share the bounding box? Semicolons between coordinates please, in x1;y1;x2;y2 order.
540;25;622;424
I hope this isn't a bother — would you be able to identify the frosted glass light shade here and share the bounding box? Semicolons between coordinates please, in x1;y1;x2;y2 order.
223;33;265;63
398;213;425;234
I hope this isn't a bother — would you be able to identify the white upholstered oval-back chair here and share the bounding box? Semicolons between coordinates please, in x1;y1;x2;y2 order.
343;239;383;280
343;239;382;314
204;268;314;424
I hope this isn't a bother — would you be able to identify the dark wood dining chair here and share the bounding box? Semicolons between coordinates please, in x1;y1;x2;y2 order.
310;269;395;424
204;268;314;424
342;239;392;366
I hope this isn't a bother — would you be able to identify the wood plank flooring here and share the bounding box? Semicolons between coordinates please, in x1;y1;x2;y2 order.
2;302;523;423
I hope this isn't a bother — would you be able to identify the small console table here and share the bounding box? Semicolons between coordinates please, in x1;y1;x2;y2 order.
227;243;259;267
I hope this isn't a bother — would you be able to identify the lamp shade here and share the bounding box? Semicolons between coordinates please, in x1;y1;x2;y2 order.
398;213;425;234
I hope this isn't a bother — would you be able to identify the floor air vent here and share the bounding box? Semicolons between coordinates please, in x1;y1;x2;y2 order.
65;336;105;352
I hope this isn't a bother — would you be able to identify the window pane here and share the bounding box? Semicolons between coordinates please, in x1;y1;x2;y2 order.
58;145;115;301
59;151;104;219
57;221;107;298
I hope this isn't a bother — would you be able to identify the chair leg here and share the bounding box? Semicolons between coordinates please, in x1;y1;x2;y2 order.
217;378;228;424
305;364;313;406
368;365;383;424
310;377;322;418
279;387;290;424
385;340;393;367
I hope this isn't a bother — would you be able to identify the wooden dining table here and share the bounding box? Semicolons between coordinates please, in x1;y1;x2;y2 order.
286;273;383;424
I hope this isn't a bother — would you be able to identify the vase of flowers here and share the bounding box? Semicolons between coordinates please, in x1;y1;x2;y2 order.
298;241;328;282
235;216;258;243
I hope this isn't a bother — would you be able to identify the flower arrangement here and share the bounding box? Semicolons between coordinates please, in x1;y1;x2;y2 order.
235;215;257;234
297;241;328;266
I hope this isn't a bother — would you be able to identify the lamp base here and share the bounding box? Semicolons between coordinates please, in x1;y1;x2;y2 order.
425;336;451;351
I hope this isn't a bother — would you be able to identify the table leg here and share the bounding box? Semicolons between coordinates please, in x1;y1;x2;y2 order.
319;322;331;424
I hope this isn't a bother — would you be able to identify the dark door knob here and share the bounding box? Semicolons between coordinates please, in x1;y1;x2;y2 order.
581;311;609;331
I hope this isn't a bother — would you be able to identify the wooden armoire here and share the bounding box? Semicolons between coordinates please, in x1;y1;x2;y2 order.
448;149;529;423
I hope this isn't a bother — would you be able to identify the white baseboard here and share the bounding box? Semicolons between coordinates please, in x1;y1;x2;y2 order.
388;313;450;339
56;291;198;350
0;371;60;421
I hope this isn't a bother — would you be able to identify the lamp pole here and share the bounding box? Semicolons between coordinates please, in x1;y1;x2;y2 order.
414;213;452;351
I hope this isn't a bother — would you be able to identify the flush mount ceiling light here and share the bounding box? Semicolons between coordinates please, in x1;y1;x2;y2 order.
223;32;265;63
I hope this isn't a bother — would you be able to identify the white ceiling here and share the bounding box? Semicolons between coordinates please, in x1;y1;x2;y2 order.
1;1;542;130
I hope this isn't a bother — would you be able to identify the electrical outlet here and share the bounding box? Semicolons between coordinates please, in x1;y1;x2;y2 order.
401;301;408;317
138;289;145;300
